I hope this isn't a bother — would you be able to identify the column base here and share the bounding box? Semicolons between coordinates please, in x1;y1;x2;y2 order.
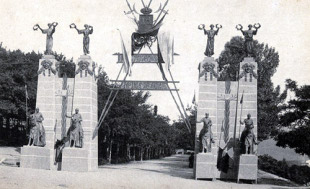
20;146;55;170
62;148;89;172
237;154;258;183
195;153;216;180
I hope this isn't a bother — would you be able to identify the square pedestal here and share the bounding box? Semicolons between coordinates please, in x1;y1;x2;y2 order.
195;153;216;180
20;146;54;170
238;154;258;183
62;148;89;172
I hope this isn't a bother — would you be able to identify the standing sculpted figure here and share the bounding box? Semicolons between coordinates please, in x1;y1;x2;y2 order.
236;23;261;57
33;22;58;55
197;113;215;153
27;108;46;147
66;108;83;148
70;23;94;55
198;24;222;57
240;113;258;154
27;110;37;146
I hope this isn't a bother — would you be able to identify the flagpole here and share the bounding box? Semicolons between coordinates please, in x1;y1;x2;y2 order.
239;90;244;138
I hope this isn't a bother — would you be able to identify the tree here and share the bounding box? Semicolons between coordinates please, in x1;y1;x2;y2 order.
275;79;310;156
0;43;75;146
0;43;181;161
217;36;286;140
97;79;175;163
0;44;74;119
0;47;39;118
172;106;196;150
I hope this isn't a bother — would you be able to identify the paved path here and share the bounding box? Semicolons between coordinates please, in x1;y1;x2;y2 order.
0;147;300;189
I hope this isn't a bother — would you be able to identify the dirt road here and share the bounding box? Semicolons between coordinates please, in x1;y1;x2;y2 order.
0;147;296;189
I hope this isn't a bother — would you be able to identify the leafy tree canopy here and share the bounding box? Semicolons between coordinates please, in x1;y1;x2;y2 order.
217;36;286;140
275;79;310;156
0;43;74;118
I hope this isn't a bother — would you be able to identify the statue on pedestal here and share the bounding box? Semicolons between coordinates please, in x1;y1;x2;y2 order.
198;24;222;57
66;108;83;148
27;110;37;146
197;113;215;153
33;22;58;55
27;108;46;147
236;23;261;57
240;113;258;154
70;23;93;55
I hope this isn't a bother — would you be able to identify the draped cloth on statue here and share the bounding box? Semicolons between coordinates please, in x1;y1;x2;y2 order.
32;112;46;147
198;117;213;152
78;27;93;55
204;30;217;57
28;114;38;143
242;29;257;56
83;36;90;55
46;35;53;55
240;118;257;154
41;28;55;55
67;113;83;148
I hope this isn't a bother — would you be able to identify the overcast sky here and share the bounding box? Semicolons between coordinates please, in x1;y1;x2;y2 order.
1;0;309;121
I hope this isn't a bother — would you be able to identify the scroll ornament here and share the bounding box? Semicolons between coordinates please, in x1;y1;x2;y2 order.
37;60;56;76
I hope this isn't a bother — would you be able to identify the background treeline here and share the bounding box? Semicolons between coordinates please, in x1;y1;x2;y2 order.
97;72;196;163
259;155;310;186
0;43;75;145
217;37;310;157
97;78;197;163
218;36;310;183
0;43;196;163
1;35;309;167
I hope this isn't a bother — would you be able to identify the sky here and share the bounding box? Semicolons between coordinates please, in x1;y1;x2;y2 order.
0;0;309;121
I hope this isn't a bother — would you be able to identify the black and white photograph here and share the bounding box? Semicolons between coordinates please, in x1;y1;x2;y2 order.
0;0;309;188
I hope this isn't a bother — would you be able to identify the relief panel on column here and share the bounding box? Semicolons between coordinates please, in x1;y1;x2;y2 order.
198;57;218;84
239;57;258;85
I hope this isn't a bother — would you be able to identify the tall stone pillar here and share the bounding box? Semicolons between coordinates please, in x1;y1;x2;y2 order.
237;57;258;183
61;55;98;171
194;57;218;180
238;57;258;139
20;55;58;170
